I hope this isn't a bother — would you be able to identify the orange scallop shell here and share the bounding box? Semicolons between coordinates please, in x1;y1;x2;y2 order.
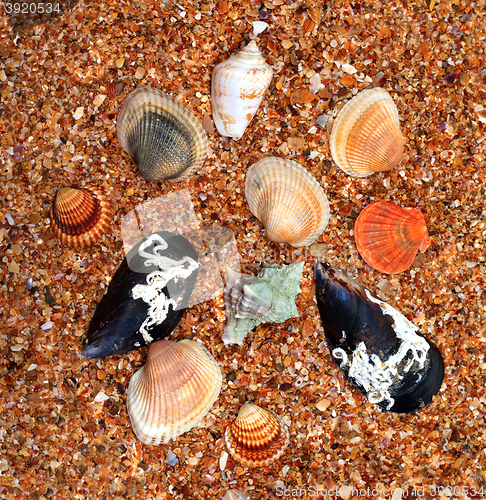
354;201;431;274
224;403;290;467
330;88;404;177
50;186;112;248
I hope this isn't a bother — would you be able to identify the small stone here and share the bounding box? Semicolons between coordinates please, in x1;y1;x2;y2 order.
316;398;331;411
219;451;228;470
134;67;145;79
115;57;125;68
309;242;328;258
72;107;84;120
8;260;20;273
341;63;357;74
93;391;109;403
93;94;107;107
217;1;229;13
166;449;178;466
315;114;330;129
291;88;315;104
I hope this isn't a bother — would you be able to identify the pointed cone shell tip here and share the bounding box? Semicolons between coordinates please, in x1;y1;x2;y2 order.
330;88;404;177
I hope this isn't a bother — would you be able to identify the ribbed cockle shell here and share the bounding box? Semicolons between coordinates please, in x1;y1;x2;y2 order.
50;186;112;248
330;88;404;177
211;40;273;140
245;156;330;247
117;86;208;181
225;403;290;467
127;339;222;445
354;201;431;274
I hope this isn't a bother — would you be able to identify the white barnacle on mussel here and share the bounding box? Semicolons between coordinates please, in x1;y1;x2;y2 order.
222;262;304;345
82;231;199;358
314;262;444;413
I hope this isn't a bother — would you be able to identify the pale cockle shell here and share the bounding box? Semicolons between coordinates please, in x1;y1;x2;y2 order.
245;156;330;247
330;87;404;177
211;40;273;140
127;339;222;445
224;403;290;467
117;86;208;181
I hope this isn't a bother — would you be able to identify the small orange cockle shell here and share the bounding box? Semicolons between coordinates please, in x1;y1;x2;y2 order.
354;201;431;274
224;402;290;467
50;186;112;248
330;88;404;177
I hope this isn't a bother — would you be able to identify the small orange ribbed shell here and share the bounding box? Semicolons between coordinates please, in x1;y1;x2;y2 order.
224;403;290;467
354;201;431;274
330;88;404;177
50;186;112;248
127;339;222;445
245;156;330;247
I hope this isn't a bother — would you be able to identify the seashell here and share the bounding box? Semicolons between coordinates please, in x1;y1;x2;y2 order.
222;262;304;345
245;157;330;247
116;86;208;181
330;88;404;177
82;231;199;358
314;263;444;413
211;40;273;140
127;339;222;445
50;186;112;248
223;490;248;500
225;403;290;467
354;201;431;274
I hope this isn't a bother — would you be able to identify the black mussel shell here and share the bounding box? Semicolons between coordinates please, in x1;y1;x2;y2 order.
82;231;199;358
315;262;444;413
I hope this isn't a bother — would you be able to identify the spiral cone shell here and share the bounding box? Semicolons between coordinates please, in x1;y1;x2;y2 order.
117;86;208;181
50;186;112;248
245;157;330;247
127;339;222;445
211;40;273;140
354;202;430;274
224;403;290;467
330;88;404;177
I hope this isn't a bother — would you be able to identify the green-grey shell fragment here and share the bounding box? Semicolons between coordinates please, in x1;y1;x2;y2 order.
222;262;304;345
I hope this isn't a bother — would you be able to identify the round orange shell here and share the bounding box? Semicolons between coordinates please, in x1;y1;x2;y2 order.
224;403;290;467
354;201;431;274
50;186;112;248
